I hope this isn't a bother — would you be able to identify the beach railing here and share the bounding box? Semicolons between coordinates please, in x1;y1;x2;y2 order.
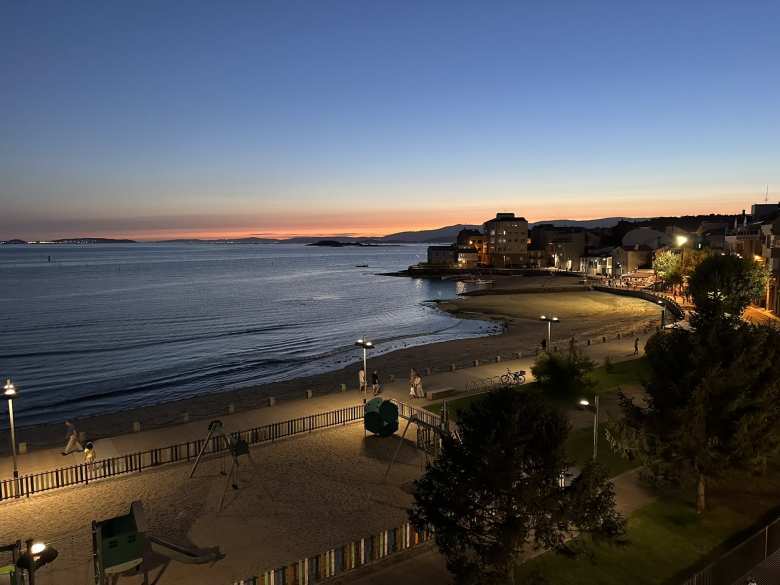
392;399;442;428
0;404;365;502
232;521;433;585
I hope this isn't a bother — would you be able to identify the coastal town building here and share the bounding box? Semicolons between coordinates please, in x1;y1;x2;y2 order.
456;229;487;264
528;225;589;271
759;214;780;314
482;213;528;268
612;244;653;275
426;243;480;268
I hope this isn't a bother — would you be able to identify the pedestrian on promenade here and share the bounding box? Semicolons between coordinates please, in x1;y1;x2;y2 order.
541;338;547;352
62;420;83;455
358;368;367;401
409;368;417;399
634;337;640;355
414;373;424;399
372;370;381;395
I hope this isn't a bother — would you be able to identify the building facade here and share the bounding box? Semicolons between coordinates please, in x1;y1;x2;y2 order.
482;213;528;268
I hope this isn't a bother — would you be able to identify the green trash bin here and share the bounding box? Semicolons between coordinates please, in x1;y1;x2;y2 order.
364;398;399;437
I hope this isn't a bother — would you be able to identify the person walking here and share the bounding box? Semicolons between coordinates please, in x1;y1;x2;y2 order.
372;370;381;395
409;368;417;400
414;373;424;399
541;338;547;352
634;337;640;356
358;368;367;401
62;420;83;455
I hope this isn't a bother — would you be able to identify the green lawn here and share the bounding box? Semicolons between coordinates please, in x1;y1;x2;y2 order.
516;462;780;585
590;357;651;394
565;426;638;477
427;357;649;422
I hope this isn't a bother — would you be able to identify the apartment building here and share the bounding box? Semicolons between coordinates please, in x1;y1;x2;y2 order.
482;213;528;268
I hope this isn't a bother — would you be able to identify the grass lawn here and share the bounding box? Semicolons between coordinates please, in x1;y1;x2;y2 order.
515;460;780;585
590;356;650;394
565;426;638;477
426;357;649;422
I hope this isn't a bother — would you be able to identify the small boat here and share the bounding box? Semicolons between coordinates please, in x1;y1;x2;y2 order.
355;264;368;268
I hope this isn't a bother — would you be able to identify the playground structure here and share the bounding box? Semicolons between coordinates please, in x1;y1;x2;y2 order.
91;501;222;585
0;541;21;585
189;419;256;511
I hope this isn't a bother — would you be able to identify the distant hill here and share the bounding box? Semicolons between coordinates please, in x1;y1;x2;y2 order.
0;238;28;245
529;217;641;229
380;224;481;243
49;238;137;244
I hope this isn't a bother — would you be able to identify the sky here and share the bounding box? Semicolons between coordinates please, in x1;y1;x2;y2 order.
1;1;780;240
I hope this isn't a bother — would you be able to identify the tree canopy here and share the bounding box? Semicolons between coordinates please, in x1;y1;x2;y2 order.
608;322;780;513
531;347;596;399
410;389;624;584
653;249;681;287
687;254;769;323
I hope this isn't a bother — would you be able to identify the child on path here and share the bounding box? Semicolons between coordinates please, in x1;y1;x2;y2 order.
372;370;381;395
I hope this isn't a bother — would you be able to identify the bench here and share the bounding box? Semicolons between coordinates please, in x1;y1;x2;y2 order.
426;387;457;400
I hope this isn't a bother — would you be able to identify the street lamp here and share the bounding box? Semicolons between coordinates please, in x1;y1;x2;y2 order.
16;539;58;585
674;235;688;247
658;299;666;328
539;315;560;348
4;378;19;494
578;395;600;459
355;338;374;391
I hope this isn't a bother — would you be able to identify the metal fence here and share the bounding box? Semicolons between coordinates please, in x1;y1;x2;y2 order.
0;404;364;502
232;521;433;585
392;399;442;428
593;285;685;320
681;515;780;585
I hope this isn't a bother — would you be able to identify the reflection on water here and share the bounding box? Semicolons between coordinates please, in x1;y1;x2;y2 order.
0;244;498;425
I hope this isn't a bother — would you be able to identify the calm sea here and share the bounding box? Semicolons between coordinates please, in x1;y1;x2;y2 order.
0;243;496;425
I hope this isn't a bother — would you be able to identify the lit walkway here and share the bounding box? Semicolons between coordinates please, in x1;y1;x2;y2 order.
0;331;653;483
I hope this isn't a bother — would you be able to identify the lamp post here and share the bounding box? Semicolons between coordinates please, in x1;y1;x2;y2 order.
16;540;58;585
658;299;666;328
539;315;560;348
579;395;600;459
355;338;374;393
4;378;19;495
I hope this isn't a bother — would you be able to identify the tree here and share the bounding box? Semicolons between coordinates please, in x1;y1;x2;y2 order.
687;254;769;324
531;347;596;399
608;323;780;514
410;389;624;584
653;249;681;290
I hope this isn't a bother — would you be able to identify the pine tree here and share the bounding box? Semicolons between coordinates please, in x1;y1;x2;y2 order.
410;389;624;584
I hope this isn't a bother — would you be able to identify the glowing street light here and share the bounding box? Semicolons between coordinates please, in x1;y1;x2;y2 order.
4;378;19;494
539;315;560;348
658;299;666;328
16;539;58;585
675;235;689;247
355;338;374;392
578;395;600;459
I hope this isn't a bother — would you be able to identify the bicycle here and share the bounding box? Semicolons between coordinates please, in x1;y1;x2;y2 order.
500;369;526;386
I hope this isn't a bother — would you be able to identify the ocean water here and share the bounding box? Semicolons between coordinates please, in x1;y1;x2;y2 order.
0;244;497;425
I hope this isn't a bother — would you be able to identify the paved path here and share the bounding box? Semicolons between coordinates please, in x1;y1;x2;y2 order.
0;331;652;481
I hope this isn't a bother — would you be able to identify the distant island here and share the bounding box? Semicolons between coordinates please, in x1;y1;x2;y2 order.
0;239;28;245
50;238;137;244
306;240;387;247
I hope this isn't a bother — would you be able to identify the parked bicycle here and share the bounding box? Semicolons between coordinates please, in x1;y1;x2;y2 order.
500;369;526;386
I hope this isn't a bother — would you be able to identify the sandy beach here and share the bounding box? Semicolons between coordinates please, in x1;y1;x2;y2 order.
1;423;423;585
2;279;662;455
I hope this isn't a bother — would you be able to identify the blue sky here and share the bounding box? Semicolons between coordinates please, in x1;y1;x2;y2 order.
1;1;779;239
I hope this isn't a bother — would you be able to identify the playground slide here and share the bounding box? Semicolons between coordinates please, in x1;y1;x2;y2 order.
148;535;223;565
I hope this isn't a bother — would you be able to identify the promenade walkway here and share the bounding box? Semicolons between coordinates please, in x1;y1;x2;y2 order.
0;330;651;483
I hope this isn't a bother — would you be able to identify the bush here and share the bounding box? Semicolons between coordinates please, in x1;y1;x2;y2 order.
532;348;596;399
